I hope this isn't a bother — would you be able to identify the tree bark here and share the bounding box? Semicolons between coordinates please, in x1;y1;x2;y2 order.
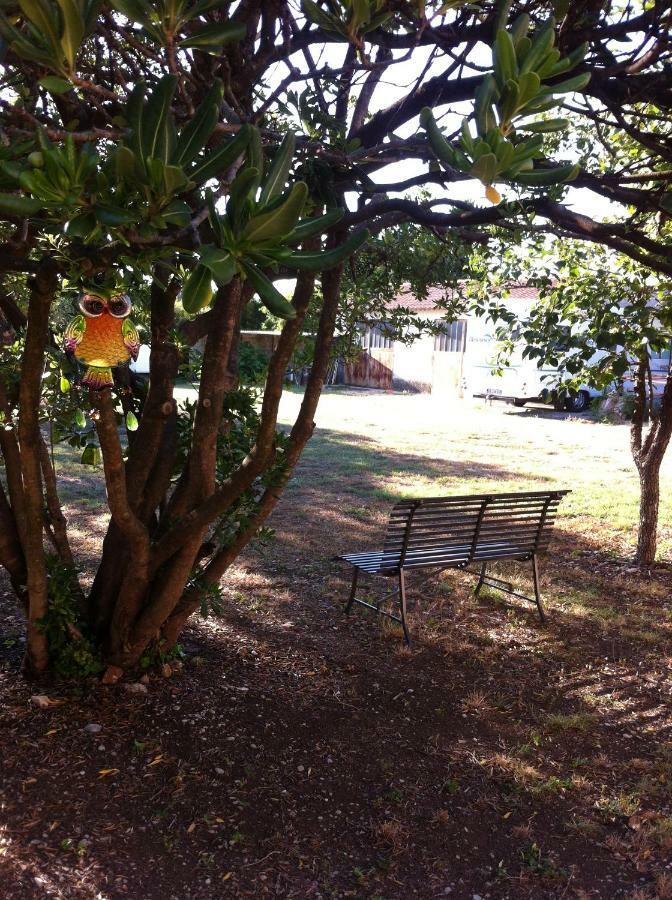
634;460;660;566
18;260;58;675
630;354;672;568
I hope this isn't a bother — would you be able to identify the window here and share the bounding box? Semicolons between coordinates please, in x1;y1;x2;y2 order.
360;324;394;350
434;320;467;353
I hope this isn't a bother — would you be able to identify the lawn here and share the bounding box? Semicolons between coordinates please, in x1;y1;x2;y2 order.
1;389;671;899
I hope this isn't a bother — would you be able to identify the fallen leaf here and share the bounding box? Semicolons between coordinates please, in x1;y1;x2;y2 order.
98;768;119;777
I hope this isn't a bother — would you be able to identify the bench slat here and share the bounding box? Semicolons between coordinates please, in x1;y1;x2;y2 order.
340;490;568;576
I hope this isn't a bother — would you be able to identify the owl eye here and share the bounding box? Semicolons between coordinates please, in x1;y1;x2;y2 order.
79;295;105;317
108;295;131;318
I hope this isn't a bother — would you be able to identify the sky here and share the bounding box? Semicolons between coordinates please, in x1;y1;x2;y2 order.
266;24;619;223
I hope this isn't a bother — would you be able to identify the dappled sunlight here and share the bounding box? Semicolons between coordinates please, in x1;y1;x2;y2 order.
1;388;671;897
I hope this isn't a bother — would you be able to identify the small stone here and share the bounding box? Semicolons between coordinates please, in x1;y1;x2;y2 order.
30;695;50;709
101;665;123;685
214;767;225;775
161;663;172;678
83;723;102;734
124;682;148;695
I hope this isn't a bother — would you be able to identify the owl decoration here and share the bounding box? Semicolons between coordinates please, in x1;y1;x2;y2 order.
64;293;140;390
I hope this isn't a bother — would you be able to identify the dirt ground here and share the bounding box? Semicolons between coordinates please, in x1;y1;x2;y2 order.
1;390;671;899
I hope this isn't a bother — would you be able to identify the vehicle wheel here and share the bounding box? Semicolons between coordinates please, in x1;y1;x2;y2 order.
513;398;527;408
564;390;591;413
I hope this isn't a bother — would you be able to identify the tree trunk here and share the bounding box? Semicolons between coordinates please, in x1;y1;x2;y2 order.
634;461;660;566
630;353;672;569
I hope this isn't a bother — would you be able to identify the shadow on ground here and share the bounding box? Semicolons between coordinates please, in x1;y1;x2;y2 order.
0;420;671;899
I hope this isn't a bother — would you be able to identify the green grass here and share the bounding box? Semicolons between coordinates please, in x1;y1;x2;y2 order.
276;388;672;562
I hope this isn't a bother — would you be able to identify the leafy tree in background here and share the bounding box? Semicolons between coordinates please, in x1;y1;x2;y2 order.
0;0;671;677
479;240;672;567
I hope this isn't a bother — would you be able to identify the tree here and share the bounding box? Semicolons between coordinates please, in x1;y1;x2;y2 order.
473;240;672;567
1;0;671;677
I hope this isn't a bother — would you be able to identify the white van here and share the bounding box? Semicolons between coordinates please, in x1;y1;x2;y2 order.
130;344;151;375
463;317;601;412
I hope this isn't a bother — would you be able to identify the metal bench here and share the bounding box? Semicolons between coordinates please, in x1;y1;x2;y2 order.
337;489;570;644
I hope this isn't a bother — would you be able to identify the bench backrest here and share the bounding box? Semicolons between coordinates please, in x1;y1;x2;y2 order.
382;490;569;569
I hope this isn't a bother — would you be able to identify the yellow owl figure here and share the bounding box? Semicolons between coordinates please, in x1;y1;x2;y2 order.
64;293;140;390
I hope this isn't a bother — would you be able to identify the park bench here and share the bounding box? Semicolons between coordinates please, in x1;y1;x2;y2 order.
337;489;570;644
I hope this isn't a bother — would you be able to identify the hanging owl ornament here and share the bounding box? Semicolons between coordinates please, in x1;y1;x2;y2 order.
64;293;140;390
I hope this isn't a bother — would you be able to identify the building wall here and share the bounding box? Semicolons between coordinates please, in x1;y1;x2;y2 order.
341;316;467;394
392;334;434;392
343;348;394;389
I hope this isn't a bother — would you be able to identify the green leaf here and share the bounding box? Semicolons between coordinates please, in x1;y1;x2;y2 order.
160;199;191;227
205;188;224;243
226;166;259;232
189;124;251;184
474;74;497;136
109;0;148;24
470;153;498;185
65;212;96;237
179;22;246;49
59;374;70;393
114;145;139;179
513;162;579;186
422;108;458;167
287;208;344;244
0;193;44;216
520;20;555;75
182;264;214;314
141;75;177;165
175;80;223;166
517;117;568;133
283;227;369;272
38;75;72;94
94;204;136;226
302;0;341;32
259;132;296;206
509;13;530;50
242;181;308;243
125;411;139;431
547;71;591;95
55;0;84;70
162;163;189;196
517;71;541;107
199;246;236;285
242;261;296;319
126;80;147;164
494;29;517;87
74;409;86;429
247;126;264;194
81;444;101;466
18;0;61;54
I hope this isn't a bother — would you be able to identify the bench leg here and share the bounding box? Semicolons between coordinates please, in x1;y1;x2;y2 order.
474;561;487;596
344;567;359;615
531;554;546;623
399;570;411;646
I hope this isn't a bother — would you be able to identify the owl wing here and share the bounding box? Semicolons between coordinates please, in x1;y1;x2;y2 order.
64;315;85;357
122;318;140;361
